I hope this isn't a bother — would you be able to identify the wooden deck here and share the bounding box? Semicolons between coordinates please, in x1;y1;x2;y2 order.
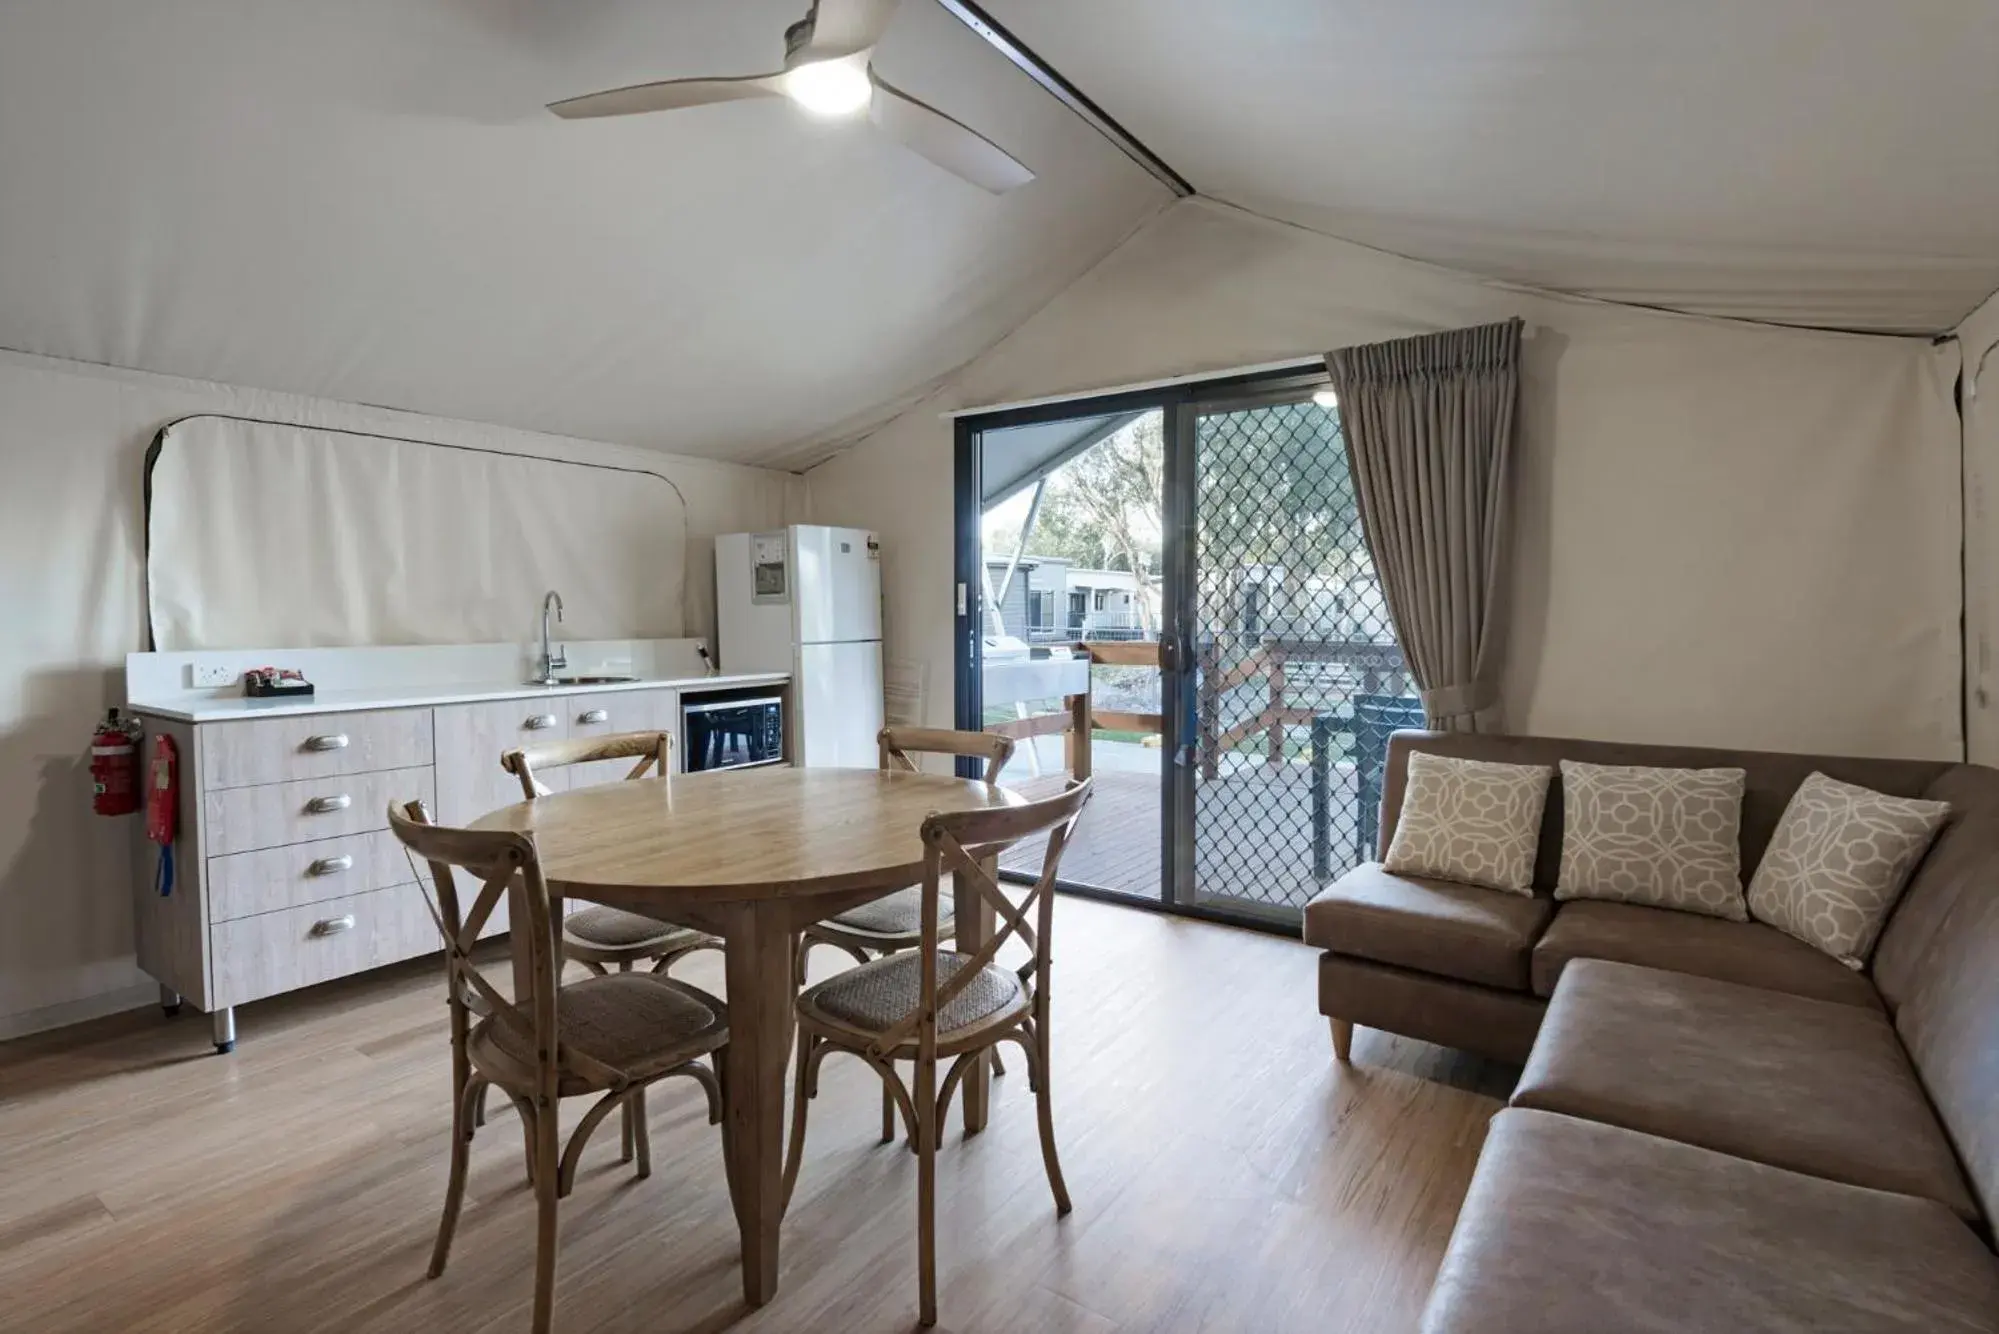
1002;762;1366;911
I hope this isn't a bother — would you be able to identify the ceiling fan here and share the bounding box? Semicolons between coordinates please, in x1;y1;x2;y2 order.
547;0;1034;194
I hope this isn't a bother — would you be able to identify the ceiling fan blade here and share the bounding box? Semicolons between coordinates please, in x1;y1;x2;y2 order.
798;0;901;61
868;74;1033;194
549;72;783;120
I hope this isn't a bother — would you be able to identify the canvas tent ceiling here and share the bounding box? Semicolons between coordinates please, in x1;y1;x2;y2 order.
0;0;1167;471
983;0;1999;334
3;1;1995;483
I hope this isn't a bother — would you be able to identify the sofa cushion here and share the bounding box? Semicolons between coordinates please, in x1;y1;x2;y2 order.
1421;1109;1999;1334
1873;762;1999;1012
1382;750;1552;894
1531;899;1882;1009
1555;760;1749;920
1747;772;1950;968
1303;864;1553;991
1896;864;1999;1224
1513;960;1977;1218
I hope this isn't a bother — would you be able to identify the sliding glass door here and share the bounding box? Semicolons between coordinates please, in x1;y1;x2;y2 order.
973;409;1166;904
957;371;1408;930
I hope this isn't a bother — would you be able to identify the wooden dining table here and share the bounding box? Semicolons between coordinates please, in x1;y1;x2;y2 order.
467;764;1026;1307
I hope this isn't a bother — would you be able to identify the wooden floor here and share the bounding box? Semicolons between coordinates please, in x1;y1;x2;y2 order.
0;900;1511;1334
1002;766;1363;911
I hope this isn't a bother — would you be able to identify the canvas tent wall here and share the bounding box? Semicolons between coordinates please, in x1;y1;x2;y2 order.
809;199;1963;763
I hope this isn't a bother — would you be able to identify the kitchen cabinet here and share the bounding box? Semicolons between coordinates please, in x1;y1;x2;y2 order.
129;680;732;1053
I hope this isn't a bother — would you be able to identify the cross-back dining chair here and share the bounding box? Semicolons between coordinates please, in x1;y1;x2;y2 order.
390;801;728;1334
498;731;722;1163
502;732;723;978
781;777;1093;1328
795;725;1015;1139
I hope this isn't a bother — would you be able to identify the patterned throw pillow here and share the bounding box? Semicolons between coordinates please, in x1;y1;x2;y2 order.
1383;750;1553;895
1747;773;1950;969
1556;761;1748;920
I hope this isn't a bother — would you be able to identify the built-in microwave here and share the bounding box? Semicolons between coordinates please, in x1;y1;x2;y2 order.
682;694;786;773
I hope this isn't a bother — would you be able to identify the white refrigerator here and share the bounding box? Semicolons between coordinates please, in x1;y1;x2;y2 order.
715;525;885;768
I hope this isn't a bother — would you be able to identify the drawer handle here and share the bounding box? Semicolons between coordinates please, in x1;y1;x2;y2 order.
524;714;558;730
303;734;349;752
310;914;357;937
309;854;354;876
305;794;352;814
577;708;609;725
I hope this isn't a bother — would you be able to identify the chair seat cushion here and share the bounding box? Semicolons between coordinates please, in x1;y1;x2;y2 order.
798;950;1024;1045
1514;960;1977;1218
1422;1109;1999;1334
472;973;726;1095
563;905;708;953
824;885;954;939
1302;864;1554;991
1530;899;1882;1008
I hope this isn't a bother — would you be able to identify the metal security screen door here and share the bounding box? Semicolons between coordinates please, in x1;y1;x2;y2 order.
1170;391;1413;923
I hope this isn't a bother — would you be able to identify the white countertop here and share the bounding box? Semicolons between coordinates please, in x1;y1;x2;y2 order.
128;671;790;723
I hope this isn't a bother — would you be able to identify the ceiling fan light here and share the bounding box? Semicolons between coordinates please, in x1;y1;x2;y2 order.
784;60;872;117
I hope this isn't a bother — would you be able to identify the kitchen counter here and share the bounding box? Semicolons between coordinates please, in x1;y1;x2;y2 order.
127;670;789;723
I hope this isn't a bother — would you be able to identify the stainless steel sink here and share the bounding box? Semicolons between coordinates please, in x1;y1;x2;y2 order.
553;675;639;685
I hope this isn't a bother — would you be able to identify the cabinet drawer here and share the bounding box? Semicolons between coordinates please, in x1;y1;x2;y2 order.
433;698;572;824
206;828;413;922
201;708;433;790
566;687;679;788
203;766;435;856
210;884;442;1008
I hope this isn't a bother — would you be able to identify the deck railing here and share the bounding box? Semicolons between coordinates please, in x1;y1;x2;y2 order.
984;641;1161;780
1196;638;1408;778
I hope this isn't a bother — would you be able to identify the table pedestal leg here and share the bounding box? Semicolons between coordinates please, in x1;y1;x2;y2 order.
954;854;999;1134
720;905;795;1307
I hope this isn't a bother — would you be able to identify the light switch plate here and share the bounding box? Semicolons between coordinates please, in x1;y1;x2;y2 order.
190;664;237;688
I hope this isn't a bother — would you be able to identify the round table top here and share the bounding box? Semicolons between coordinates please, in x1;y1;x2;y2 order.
465;765;1025;903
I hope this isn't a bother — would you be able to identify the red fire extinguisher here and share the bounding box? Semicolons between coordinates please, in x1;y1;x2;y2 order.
91;708;142;817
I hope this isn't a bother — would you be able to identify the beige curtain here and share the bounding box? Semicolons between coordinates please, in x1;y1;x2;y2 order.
1324;319;1523;732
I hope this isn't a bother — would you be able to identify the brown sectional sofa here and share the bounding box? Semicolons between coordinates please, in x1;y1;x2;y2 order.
1300;731;1999;1332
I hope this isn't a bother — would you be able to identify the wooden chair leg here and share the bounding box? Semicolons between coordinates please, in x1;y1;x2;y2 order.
990;1048;1005;1078
679;1057;723;1125
1030;1023;1071;1216
429;1069;479;1278
512;1094;539;1188
1330;1017;1354;1063
882;1065;899;1145
916;1050;939;1328
556;1091;629;1199
620;1098;635;1164
529;1103;561;1334
468;1077;490;1128
782;1034;816;1214
631;1086;652;1180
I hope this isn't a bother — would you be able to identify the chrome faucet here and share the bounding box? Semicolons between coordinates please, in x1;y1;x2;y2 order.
538;590;567;685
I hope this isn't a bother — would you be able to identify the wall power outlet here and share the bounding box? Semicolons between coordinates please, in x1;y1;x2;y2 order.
190;664;238;688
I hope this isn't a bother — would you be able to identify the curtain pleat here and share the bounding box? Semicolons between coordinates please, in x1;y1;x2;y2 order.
1324;318;1523;733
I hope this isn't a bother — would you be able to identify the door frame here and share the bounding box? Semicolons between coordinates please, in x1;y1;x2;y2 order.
954;367;1332;933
